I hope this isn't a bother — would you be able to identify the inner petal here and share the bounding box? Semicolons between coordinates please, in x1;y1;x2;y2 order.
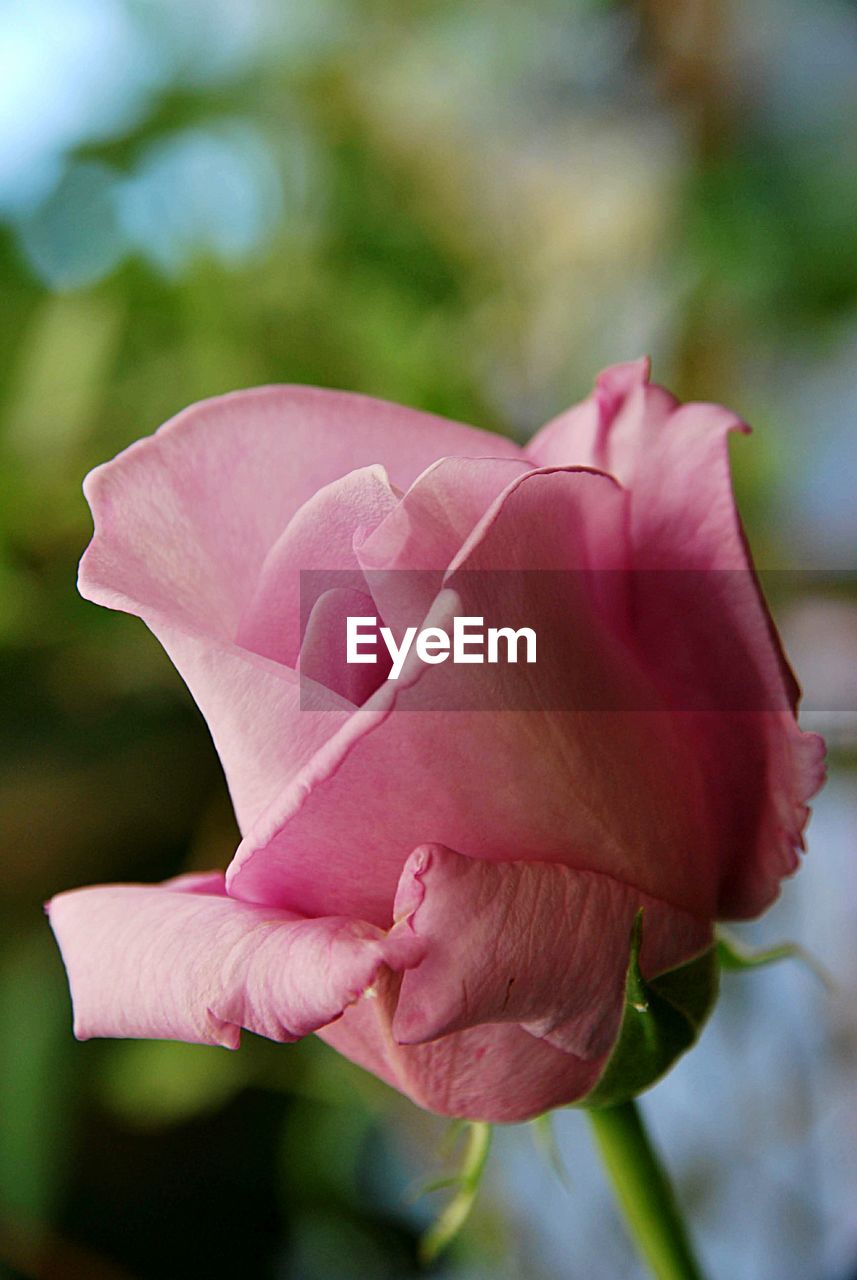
236;464;399;668
356;454;532;638
298;586;392;705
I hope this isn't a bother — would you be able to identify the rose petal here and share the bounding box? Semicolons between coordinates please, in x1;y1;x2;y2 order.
79;391;520;833
357;455;532;573
47;875;422;1047
319;968;607;1123
531;375;800;716
154;627;352;833
526;358;653;474
226;467;714;925
80;386;521;640
356;455;533;636
298;586;392;704
389;845;711;1058
530;367;824;916
236;465;399;668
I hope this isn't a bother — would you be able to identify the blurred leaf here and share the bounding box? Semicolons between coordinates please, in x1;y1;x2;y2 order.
280;1093;375;1207
100;1040;243;1128
287;1209;409;1280
4;294;121;463
0;928;76;1223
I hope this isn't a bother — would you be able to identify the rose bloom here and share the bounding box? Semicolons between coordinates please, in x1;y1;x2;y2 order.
48;360;824;1123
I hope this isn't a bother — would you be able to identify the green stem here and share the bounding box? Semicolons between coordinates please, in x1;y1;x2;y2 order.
587;1100;706;1280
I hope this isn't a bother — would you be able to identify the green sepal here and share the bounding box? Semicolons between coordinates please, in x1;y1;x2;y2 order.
716;928;834;990
580;912;719;1111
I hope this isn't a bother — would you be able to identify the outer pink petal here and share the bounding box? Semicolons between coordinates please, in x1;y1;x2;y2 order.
47;875;422;1047
530;365;824;916
526;358;652;473
152;627;352;833
389;846;711;1058
79;390;519;832
79;386;521;639
531;369;802;713
226;468;715;925
318;969;607;1123
608;392;824;914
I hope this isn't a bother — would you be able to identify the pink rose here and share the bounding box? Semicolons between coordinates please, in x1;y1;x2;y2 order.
48;359;824;1123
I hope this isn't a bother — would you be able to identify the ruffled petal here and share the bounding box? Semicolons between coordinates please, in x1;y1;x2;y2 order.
47;874;422;1047
389;846;711;1058
526;358;652;473
319;968;607;1123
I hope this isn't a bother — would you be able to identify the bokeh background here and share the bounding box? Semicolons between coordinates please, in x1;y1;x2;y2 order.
1;2;856;1277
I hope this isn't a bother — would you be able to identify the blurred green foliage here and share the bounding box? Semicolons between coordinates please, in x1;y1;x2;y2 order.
1;1;855;1277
